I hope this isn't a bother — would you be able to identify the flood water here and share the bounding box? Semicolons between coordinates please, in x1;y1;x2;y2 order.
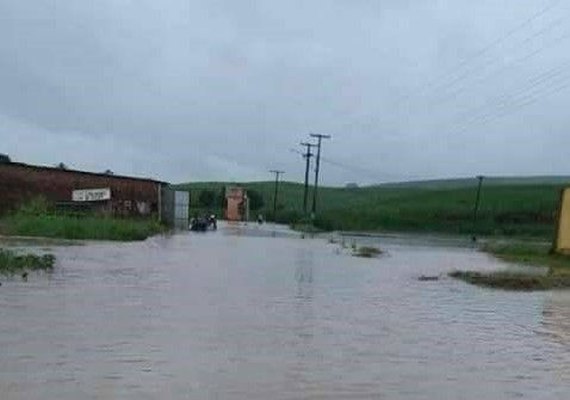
1;224;570;399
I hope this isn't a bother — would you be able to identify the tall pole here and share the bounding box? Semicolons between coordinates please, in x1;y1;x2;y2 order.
300;142;316;216
310;134;331;218
472;175;484;241
270;170;285;222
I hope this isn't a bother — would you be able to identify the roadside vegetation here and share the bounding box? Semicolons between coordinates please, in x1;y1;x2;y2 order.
449;270;570;291
326;235;384;258
291;217;325;234
353;245;383;258
482;241;570;269
0;198;165;241
0;248;55;276
450;241;570;291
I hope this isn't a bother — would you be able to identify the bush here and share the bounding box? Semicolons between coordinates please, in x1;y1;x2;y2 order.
247;189;264;211
16;197;52;216
313;215;335;232
198;190;216;208
353;246;383;258
0;248;55;275
273;209;303;225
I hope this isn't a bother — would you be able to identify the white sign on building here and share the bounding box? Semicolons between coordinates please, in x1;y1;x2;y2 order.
72;188;112;202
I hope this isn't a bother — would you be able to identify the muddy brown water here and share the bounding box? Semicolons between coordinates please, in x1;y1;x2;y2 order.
1;224;569;399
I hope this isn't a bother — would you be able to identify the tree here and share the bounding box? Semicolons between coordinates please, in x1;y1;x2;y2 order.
55;162;68;170
219;187;227;208
0;153;11;163
247;189;264;211
199;190;216;208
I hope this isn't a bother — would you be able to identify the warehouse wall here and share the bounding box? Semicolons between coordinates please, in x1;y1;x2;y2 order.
0;162;162;218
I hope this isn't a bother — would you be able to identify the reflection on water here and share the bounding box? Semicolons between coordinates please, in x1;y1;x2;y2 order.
1;224;569;399
540;292;570;386
291;247;316;394
543;292;570;344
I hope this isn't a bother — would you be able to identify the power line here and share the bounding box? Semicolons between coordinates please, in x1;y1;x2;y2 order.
455;76;570;133
290;147;383;181
445;57;570;133
428;28;570;110
337;1;568;136
437;58;570;133
290;147;470;184
373;28;570;140
393;0;563;107
378;22;570;136
427;15;569;104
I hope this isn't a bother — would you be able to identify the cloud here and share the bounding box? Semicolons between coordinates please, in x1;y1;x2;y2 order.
1;0;570;185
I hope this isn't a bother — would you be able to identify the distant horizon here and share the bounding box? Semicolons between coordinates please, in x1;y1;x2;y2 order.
6;155;570;188
176;174;570;188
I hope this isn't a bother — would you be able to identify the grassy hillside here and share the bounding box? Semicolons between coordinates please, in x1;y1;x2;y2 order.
376;176;570;189
174;177;570;239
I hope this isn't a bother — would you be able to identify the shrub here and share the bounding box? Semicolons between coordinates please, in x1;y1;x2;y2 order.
198;190;216;207
16;197;52;216
0;249;55;276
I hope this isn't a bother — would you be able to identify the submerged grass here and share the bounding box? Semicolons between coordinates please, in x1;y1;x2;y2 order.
353;245;383;258
0;248;55;276
449;270;570;291
2;214;165;241
450;241;570;291
291;223;324;234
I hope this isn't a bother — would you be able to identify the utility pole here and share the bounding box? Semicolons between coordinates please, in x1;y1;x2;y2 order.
270;170;285;222
310;133;331;218
300;142;316;215
472;175;485;241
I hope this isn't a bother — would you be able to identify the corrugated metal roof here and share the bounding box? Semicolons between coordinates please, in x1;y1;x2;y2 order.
1;162;169;185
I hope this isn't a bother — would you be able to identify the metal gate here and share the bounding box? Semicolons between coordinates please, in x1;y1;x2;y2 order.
160;186;189;230
174;191;190;230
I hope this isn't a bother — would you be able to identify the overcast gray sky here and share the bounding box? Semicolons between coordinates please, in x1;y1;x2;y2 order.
1;0;570;185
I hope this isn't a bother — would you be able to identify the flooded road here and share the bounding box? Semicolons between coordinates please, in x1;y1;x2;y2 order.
1;224;570;399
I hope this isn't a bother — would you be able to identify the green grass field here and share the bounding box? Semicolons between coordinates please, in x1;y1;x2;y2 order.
175;176;570;239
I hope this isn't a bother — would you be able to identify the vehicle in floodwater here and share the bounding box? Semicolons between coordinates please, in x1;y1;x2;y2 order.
190;215;217;232
209;214;217;230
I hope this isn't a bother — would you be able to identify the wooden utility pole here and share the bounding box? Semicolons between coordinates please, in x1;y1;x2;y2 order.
270;170;285;222
472;175;485;241
310;134;331;218
300;142;316;215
